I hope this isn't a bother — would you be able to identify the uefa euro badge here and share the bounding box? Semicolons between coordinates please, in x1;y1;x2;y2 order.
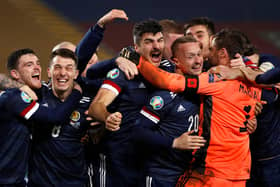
21;91;32;103
150;96;164;110
107;68;120;79
70;110;81;128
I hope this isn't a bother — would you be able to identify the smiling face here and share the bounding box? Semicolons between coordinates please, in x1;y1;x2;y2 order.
135;32;164;67
186;25;212;59
173;41;203;75
12;53;42;89
48;55;78;98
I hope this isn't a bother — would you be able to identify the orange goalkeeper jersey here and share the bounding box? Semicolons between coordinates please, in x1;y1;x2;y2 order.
137;57;262;180
193;73;262;180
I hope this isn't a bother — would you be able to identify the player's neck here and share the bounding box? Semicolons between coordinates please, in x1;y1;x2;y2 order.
52;88;72;102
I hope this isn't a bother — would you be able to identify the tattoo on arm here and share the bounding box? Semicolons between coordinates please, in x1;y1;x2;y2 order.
0;73;23;90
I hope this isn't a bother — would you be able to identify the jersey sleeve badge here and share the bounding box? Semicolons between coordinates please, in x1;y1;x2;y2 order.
106;68;120;79
21;91;32;103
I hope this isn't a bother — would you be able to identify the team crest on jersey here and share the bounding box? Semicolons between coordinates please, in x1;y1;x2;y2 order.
106;68;120;79
150;96;164;110
70;110;81;128
21;91;32;103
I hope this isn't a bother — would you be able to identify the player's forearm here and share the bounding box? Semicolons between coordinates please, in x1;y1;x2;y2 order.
0;73;23;90
29;90;82;124
88;101;110;123
240;66;263;84
75;24;104;73
137;57;186;92
255;67;280;84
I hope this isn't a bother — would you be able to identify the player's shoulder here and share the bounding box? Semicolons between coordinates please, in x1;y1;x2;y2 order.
1;88;21;96
259;54;280;69
105;68;126;81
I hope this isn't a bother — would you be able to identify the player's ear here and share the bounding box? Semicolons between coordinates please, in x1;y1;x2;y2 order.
218;48;229;59
47;67;51;79
172;57;179;67
134;43;140;53
74;70;79;79
10;69;20;80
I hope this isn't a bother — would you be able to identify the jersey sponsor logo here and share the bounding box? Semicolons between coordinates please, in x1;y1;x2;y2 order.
70;110;81;128
177;104;186;112
42;103;48;107
21;91;32;103
150;96;164;110
106;68;120;79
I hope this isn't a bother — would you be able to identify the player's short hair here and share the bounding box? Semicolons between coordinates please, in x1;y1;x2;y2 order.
171;36;201;58
159;19;184;35
184;17;215;36
133;19;163;45
50;48;78;68
7;48;36;71
213;28;258;59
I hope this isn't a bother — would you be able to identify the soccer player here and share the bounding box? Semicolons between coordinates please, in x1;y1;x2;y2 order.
120;28;274;187
87;19;175;187
0;48;82;187
74;9;130;187
159;19;184;60
135;36;206;187
210;57;280;187
28;48;94;187
184;17;216;71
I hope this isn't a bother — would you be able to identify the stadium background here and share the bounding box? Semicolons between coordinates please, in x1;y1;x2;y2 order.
1;0;279;79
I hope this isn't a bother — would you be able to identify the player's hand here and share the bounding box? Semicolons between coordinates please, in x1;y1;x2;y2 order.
172;131;206;150
274;82;280;89
239;66;263;83
97;9;128;28
230;53;245;68
80;134;89;144
209;65;242;81
116;56;138;80
73;82;82;94
119;46;140;65
20;85;38;100
105;112;122;131
255;101;266;116
247;117;257;134
84;110;103;126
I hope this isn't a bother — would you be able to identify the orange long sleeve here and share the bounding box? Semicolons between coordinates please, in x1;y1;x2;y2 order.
137;56;186;92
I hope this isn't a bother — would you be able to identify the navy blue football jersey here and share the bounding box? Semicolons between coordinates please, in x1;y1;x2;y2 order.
99;68;149;160
138;90;200;182
0;89;35;185
256;54;280;84
0;88;81;185
250;88;280;160
29;87;95;187
249;54;280;159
